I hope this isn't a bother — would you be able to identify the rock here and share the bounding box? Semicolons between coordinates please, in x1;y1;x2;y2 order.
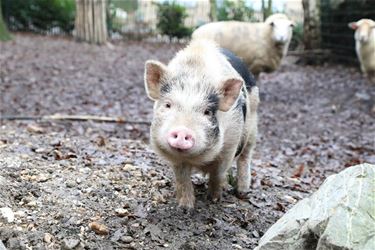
89;221;109;235
26;124;45;134
6;238;20;249
115;208;129;217
123;164;137;172
255;163;375;250
61;238;80;249
110;228;127;242
26;200;37;207
0;207;15;223
44;233;53;243
14;210;26;218
121;236;134;244
0;240;7;250
66;180;76;188
37;174;49;183
355;92;371;101
35;148;48;153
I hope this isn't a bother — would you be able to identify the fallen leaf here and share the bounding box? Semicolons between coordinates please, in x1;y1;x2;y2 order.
291;164;305;178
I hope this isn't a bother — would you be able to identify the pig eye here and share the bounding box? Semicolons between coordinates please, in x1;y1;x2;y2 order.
165;103;171;108
204;109;212;116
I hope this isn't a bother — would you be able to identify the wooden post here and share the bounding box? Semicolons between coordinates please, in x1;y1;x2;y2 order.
302;0;321;50
74;0;107;44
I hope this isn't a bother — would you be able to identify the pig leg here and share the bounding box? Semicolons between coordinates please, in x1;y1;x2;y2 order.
236;142;255;199
208;158;233;202
172;165;195;208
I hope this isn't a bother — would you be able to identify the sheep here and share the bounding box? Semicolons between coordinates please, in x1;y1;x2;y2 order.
348;19;375;83
192;13;294;77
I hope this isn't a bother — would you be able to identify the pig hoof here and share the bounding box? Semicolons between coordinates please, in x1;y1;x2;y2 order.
177;205;194;214
235;190;251;200
177;197;195;210
207;192;222;203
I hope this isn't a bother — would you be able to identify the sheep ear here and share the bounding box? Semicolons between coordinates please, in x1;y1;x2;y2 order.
348;22;358;30
144;60;168;100
218;78;243;112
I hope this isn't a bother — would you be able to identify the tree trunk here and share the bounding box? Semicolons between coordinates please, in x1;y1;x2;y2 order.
209;0;217;22
75;0;107;44
0;0;11;41
262;0;273;21
302;0;321;50
262;0;266;20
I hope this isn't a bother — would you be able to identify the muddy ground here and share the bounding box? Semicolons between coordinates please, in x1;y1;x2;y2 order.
0;34;374;250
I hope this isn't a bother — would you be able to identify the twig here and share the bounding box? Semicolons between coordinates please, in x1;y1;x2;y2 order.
287;49;331;56
0;115;151;125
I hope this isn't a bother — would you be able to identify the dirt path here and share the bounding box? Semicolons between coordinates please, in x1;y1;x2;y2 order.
0;35;374;249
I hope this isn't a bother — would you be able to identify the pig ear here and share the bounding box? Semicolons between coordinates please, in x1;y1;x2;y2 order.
348;22;358;30
219;78;243;112
144;60;168;100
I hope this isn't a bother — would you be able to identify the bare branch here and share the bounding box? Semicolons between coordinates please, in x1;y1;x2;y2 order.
0;115;151;126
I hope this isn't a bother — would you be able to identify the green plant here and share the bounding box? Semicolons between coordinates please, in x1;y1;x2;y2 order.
0;0;11;41
2;0;75;33
217;0;255;22
261;0;273;20
290;21;303;50
155;1;192;40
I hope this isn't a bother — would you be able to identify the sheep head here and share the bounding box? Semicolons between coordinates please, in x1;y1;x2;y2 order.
266;13;294;45
349;19;375;43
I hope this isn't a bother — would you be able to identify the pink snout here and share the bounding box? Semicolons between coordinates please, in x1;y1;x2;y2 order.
167;127;195;151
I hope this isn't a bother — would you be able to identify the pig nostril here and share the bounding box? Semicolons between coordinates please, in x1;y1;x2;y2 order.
173;134;178;139
184;136;188;140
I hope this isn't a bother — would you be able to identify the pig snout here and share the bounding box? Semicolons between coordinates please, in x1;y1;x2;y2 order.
167;127;195;151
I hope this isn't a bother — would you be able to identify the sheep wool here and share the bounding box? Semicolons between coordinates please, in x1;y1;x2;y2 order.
349;19;375;83
192;14;294;77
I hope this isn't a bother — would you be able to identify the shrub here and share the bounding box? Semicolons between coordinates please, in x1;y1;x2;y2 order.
2;0;75;33
290;21;303;50
155;1;192;40
217;0;255;22
107;0;138;33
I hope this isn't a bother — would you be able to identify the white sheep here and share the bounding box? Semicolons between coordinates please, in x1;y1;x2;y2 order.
348;19;375;83
192;13;294;77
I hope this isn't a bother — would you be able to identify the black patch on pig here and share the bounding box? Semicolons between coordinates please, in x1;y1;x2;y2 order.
220;48;256;91
160;83;172;94
207;93;219;108
206;93;220;139
235;97;247;121
177;81;185;91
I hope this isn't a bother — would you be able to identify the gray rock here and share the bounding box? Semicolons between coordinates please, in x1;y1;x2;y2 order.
255;163;375;250
61;238;80;250
0;207;15;223
0;240;7;250
121;236;134;244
